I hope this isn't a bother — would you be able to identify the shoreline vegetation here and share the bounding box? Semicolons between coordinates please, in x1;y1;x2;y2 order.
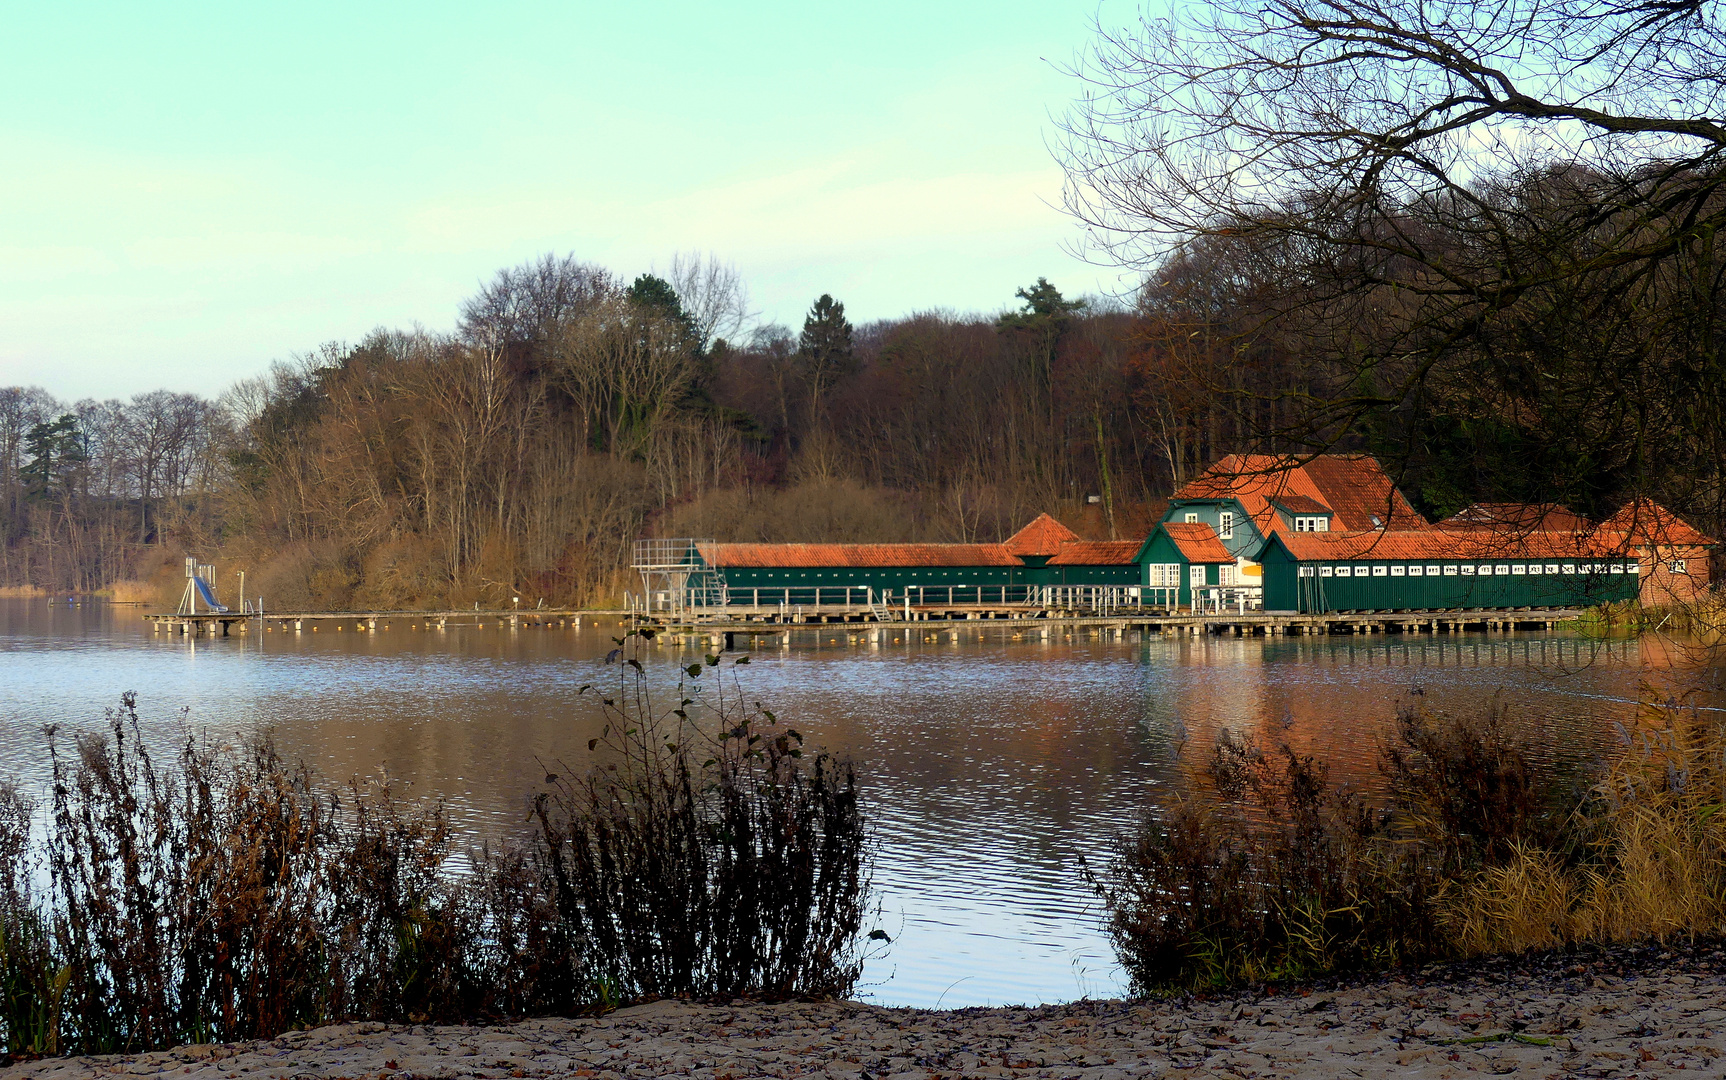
2;633;1724;1064
7;937;1724;1078
0;632;870;1059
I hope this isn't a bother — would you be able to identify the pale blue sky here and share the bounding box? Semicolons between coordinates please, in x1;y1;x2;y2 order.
1;1;1127;402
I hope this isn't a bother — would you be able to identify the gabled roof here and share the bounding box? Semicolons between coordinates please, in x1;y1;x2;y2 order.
1172;454;1428;538
1601;498;1715;547
1438;502;1592;533
703;543;1022;568
1161;522;1236;563
1300;455;1430;531
1003;513;1080;557
1047;539;1144;566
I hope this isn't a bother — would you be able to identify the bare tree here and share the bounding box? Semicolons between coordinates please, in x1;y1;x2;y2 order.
667;251;755;352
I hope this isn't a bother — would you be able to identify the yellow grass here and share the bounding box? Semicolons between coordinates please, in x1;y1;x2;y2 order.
99;580;161;605
0;584;48;598
1443;699;1726;955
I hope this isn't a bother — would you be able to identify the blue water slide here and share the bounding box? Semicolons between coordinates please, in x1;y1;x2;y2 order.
192;575;229;613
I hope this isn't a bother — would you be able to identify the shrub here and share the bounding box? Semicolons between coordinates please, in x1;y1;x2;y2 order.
533;630;871;1001
1094;695;1726;995
0;651;871;1057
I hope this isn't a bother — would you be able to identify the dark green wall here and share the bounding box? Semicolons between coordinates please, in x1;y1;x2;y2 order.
1260;543;1640;612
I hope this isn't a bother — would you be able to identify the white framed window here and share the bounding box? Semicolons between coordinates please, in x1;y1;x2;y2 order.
1628;562;1640;574
1320;566;1334;577
1671;559;1689;574
1219;511;1234;540
1391;564;1406;577
1355;566;1371;577
1190;564;1206;587
1429;565;1444;576
1495;564;1509;575
1609;563;1624;574
1562;563;1576;574
1148;563;1181;588
1545;564;1558;574
1407;565;1422;577
1512;564;1526;575
1294;516;1331;532
1220;564;1238;586
1299;566;1315;577
1372;565;1388;577
1185;512;1199;524
1335;566;1350;578
1460;565;1476;576
1481;565;1496;575
1528;564;1542;575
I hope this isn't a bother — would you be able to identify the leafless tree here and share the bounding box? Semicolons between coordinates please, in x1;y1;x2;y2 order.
667;251;755;352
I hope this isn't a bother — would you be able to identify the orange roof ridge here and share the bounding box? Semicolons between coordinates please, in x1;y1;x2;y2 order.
1601;498;1715;547
1003;513;1081;556
704;542;1023;568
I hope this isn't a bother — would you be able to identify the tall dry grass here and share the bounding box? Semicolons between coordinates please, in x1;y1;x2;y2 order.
1093;694;1724;994
1442;700;1726;955
0;638;871;1059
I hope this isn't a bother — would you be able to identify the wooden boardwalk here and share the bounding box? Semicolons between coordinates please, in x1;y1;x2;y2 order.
146;606;1588;643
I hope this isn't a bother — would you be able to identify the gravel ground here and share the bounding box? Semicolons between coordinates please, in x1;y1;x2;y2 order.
5;941;1722;1079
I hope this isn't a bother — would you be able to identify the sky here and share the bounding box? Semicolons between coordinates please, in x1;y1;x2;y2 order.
0;0;1133;403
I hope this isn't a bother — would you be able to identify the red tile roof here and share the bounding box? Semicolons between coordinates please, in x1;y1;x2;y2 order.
1048;539;1144;565
1269;495;1332;515
703;543;1023;568
1162;522;1236;563
1300;455;1430;531
1438;503;1593;533
1003;513;1080;557
1173;454;1428;538
1601;498;1715;548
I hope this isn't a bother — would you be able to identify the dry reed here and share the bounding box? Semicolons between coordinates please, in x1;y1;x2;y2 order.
0;644;872;1060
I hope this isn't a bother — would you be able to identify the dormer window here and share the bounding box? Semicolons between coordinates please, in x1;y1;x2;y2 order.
1294;516;1329;532
1219;511;1234;539
1185;512;1199;523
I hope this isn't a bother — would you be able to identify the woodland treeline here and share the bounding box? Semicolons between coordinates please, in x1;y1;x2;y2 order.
5;217;1724;608
0;256;1244;607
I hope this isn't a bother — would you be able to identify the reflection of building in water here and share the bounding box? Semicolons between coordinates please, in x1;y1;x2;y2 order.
1161;635;1659;797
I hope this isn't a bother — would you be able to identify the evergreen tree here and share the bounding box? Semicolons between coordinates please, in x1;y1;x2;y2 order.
19;414;85;501
797;294;854;427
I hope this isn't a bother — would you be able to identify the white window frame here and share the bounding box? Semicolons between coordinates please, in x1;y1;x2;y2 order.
1355;565;1371;577
1334;566;1350;578
1190;564;1206;587
1185;512;1199;524
1671;559;1689;574
1372;565;1388;577
1407;565;1422;577
1430;565;1444;576
1298;566;1315;577
1390;564;1406;577
1512;564;1526;575
1460;565;1475;576
1319;565;1334;577
1219;511;1234;540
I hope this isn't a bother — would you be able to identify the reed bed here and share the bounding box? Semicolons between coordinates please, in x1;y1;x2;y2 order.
0;631;870;1059
1092;693;1726;994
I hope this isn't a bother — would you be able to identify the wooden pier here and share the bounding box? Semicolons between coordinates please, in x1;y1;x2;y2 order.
145;606;1588;643
143;609;591;636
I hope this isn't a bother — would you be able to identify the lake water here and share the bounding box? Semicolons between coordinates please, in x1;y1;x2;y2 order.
1;599;1721;1007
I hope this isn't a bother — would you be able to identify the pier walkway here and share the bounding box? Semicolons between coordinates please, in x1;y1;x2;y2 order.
145;606;1588;644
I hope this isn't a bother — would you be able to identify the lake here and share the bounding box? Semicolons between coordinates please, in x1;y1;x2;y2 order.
1;598;1719;1007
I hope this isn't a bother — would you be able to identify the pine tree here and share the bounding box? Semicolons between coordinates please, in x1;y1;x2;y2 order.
797;294;854;428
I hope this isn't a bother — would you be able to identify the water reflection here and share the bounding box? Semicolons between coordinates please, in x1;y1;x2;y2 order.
1;600;1720;1007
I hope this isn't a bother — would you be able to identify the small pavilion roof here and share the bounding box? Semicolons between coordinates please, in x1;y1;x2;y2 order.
1003;513;1080;557
1048;539;1144;566
1601;498;1715;547
1161;522;1236;563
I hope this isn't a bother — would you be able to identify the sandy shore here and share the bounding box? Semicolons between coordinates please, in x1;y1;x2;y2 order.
5;941;1722;1079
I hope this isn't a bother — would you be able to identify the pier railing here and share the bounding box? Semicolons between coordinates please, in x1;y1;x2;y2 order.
623;583;1265;619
